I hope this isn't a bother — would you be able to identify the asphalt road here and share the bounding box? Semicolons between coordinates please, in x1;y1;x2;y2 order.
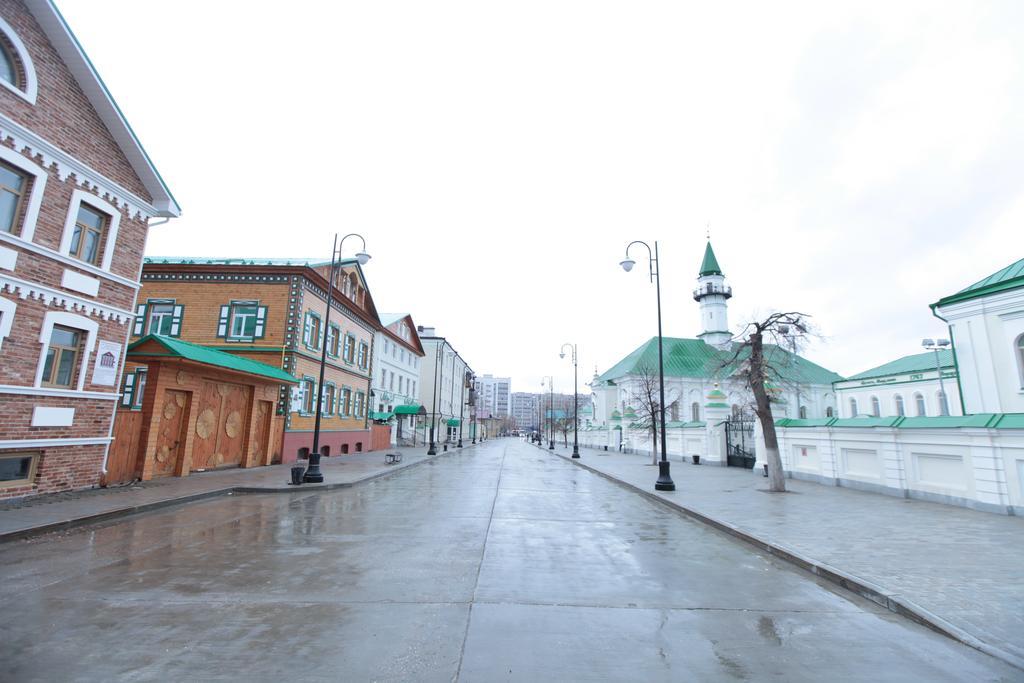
0;439;1018;682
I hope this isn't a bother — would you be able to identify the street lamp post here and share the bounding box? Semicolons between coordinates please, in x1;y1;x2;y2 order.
922;338;952;416
542;376;555;449
304;233;371;483
560;343;580;458
427;341;447;455
620;240;674;491
458;371;469;447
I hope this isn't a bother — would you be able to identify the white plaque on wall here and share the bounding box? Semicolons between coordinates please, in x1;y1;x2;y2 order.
91;340;122;386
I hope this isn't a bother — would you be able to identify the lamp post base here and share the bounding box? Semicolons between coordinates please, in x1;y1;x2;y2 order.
548;441;555;450
427;442;436;455
303;452;324;483
457;439;463;448
655;460;675;491
571;447;580;459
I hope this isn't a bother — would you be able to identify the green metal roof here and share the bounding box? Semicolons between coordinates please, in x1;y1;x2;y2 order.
775;413;1024;430
393;404;422;415
370;411;395;421
127;335;298;383
446;418;461;427
597;337;842;385
846;350;955;381
699;241;723;276
933;257;1024;308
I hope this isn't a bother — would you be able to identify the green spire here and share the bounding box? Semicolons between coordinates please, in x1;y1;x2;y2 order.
699;241;723;277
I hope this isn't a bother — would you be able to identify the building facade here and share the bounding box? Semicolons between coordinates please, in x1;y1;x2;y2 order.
132;257;381;463
933;257;1024;415
416;327;474;445
0;1;178;498
510;391;537;430
834;351;961;419
371;313;425;445
474;374;510;418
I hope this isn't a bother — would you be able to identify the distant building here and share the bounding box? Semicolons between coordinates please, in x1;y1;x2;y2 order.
510;392;537;429
371;313;425;445
417;327;475;444
474;374;510;418
834;351;960;418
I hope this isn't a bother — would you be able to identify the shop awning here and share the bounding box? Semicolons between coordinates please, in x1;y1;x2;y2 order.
394;404;422;415
370;411;394;421
446;418;460;427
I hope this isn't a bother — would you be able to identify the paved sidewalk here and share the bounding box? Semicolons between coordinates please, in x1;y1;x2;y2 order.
0;442;473;541
533;439;1024;671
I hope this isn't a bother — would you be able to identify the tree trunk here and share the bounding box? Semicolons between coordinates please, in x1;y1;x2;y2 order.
651;423;658;465
749;331;786;492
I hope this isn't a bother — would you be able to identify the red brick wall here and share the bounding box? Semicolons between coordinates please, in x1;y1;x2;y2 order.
0;444;106;499
0;0;151;199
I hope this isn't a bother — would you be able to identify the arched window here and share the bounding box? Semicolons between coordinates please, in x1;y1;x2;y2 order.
798;405;807;419
914;393;926;416
870;396;880;417
1016;334;1024;388
894;394;905;417
669;401;679;421
0;18;37;103
825;406;834;418
937;390;949;416
849;398;858;417
691;402;700;422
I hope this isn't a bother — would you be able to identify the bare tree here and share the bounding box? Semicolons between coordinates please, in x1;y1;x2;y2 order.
720;312;814;492
628;363;661;465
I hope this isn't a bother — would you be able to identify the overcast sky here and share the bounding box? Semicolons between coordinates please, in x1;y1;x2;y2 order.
61;1;1024;395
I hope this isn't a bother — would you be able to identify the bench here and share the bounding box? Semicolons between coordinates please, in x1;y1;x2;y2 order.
384;452;403;465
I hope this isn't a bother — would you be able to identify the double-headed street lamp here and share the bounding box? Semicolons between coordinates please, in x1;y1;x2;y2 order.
560;343;580;458
304;233;371;484
620;240;674;492
922;338;952;416
458;370;471;448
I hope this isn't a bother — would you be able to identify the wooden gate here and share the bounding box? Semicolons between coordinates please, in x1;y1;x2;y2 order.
251;400;274;467
152;390;190;477
105;411;144;485
192;380;251;470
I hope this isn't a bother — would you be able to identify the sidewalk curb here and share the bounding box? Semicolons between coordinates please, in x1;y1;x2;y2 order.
0;447;457;544
533;442;1024;672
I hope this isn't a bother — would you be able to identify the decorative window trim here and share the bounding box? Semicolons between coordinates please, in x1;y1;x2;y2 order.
34;311;98;391
297;375;316;416
218;300;266;341
326;323;340;358
0;16;37;104
323;381;336;416
343;334;356;364
357;342;369;370
0;451;39;489
1016;333;1024;389
0;144;46;241
0;294;14;350
59;190;120;271
120;367;147;409
340;385;352;416
133;298;183;337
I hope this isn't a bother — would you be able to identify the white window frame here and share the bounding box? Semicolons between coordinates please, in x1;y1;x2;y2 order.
34;311;98;391
1016;333;1024;389
0;295;14;350
59;190;120;272
0;145;46;241
0;16;37;104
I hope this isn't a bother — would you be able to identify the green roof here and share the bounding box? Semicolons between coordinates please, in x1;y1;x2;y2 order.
933;257;1024;308
370;411;395;421
597;337;842;386
776;414;1024;430
127;335;298;383
393;404;422;415
846;351;955;381
446;418;460;426
699;241;723;276
144;256;359;268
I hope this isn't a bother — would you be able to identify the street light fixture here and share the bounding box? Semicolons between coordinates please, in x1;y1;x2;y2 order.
304;233;371;483
560;343;580;458
922;338;952;416
541;376;555;449
619;240;674;492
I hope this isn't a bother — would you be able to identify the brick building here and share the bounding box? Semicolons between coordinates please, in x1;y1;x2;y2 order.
131;257;383;463
0;0;179;498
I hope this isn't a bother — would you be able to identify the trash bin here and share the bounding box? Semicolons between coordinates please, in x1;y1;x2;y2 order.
290;466;305;485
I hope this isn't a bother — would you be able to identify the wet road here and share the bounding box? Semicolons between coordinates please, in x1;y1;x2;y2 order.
0;439;1018;682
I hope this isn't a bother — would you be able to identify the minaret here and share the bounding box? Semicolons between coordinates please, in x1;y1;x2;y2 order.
693;240;732;347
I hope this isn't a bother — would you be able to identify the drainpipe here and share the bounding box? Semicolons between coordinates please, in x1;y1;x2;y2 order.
930;305;965;416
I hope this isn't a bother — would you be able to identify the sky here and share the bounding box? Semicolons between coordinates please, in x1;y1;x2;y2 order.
59;0;1024;396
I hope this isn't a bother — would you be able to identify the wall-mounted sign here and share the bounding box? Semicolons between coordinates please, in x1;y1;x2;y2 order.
91;340;122;386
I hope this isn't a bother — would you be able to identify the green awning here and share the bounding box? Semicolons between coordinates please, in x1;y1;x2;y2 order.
394;404;422;415
370;411;394;421
446;418;460;426
127;334;297;383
